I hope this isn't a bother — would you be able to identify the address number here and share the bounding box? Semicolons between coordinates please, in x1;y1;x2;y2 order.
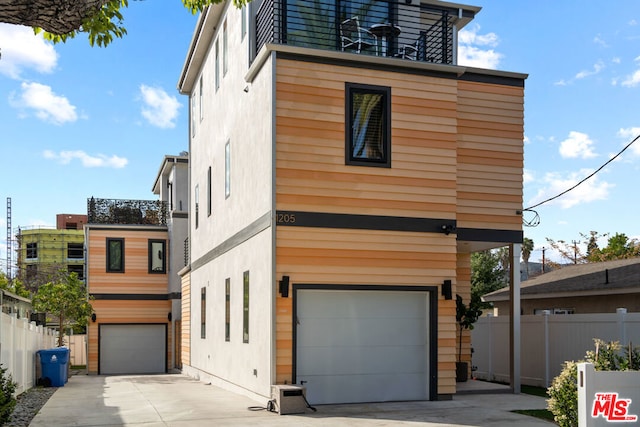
277;213;296;224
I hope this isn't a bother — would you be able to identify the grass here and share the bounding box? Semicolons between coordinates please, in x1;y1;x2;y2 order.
515;384;557;424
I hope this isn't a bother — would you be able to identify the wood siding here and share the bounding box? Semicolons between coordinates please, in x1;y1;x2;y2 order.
181;271;191;367
273;58;523;396
86;227;171;374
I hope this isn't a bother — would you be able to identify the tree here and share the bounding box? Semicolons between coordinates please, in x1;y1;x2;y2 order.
470;249;507;304
521;237;534;276
0;271;30;298
32;271;94;347
587;232;640;262
0;0;249;47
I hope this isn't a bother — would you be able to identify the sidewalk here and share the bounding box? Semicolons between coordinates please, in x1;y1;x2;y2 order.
30;374;553;426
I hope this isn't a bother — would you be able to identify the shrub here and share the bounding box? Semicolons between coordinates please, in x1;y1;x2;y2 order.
547;339;640;427
0;364;17;424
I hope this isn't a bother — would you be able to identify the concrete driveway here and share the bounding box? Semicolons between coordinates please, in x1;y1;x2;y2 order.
30;374;554;426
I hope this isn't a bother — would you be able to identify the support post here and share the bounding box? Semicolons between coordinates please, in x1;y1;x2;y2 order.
509;243;521;393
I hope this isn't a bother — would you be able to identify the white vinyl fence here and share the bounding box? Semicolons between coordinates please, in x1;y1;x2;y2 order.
471;309;640;388
0;312;58;394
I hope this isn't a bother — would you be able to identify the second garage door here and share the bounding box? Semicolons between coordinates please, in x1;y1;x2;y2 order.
296;288;430;404
100;324;166;375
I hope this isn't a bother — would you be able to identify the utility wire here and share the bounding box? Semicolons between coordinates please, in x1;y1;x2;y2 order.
524;133;640;212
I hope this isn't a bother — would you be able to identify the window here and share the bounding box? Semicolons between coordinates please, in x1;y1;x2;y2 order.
195;184;199;229
106;238;124;272
223;19;228;76
201;287;206;339
26;264;37;280
345;83;391;167
241;5;247;39
199;75;204;121
26;242;37;259
215;39;220;91
191;93;196;137
207;166;212;217
225;278;230;342
225;141;231;199
148;240;166;274
67;243;83;259
243;271;249;343
68;264;84;281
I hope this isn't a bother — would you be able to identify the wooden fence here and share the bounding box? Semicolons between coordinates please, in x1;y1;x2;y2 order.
0;313;57;394
471;309;640;388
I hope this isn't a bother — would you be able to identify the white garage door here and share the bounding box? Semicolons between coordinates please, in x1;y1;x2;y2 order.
100;324;166;375
296;289;429;404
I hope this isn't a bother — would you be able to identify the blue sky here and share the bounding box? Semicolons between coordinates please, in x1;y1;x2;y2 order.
1;0;639;272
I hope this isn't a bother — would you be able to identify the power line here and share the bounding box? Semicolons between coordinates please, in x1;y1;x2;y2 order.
524;133;640;213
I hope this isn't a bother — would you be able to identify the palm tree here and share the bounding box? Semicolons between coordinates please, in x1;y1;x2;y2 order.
522;237;534;277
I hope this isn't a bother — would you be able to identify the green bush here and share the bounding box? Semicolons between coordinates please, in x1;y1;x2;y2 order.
0;364;17;424
547;339;640;427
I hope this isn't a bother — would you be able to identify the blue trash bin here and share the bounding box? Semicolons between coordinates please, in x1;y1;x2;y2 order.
39;347;70;387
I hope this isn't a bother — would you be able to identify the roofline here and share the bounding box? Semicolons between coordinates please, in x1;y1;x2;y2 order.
484;286;640;302
152;155;189;194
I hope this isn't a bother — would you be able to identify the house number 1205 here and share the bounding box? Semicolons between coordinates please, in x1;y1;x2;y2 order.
277;213;296;224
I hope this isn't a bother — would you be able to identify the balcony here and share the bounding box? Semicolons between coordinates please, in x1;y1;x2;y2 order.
256;0;475;65
87;197;168;226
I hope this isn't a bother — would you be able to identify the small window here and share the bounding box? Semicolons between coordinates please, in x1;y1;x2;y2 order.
241;5;247;39
199;75;204;121
106;238;124;273
26;242;37;259
68;264;84;281
207;166;212;217
67;242;83;259
223;19;228;76
225;141;231;199
243;271;249;343
191;94;196;137
201;287;206;339
148;240;166;274
345;83;391;167
195;184;200;229
225;278;231;342
215;39;220;91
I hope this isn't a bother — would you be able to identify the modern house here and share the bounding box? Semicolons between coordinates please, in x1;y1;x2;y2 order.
84;155;188;374
483;258;640;315
16;214;87;291
178;0;525;404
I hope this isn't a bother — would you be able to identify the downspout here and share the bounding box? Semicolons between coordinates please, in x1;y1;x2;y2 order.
270;50;278;391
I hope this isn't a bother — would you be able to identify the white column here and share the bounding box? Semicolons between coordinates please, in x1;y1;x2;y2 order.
509;243;521;393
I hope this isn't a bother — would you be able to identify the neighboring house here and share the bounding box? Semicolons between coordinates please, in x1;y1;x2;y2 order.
484;258;640;316
85;154;189;374
178;0;525;404
16;214;87;290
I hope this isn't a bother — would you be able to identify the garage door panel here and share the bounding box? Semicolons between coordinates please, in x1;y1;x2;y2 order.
297;289;429;404
100;324;166;375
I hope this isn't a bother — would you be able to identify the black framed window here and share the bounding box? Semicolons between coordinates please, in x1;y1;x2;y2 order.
225;278;231;342
148;239;166;274
67;242;83;259
106;238;124;273
195;184;199;229
243;271;249;343
201;287;206;339
207;166;212;217
26;242;37;259
68;264;84;281
345;82;391;167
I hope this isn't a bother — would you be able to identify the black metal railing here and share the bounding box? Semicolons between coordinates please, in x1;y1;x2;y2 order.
183;236;189;267
87;197;168;226
256;0;454;65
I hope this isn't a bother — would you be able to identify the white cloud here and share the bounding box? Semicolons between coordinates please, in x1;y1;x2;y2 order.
617;127;640;155
529;169;613;209
593;35;608;48
43;150;128;168
9;82;77;125
139;85;181;129
523;169;534;184
0;23;57;79
621;69;640;87
575;60;605;80
458;24;503;69
559;131;597;159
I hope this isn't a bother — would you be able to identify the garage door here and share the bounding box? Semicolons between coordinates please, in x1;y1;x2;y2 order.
296;289;429;404
100;324;166;374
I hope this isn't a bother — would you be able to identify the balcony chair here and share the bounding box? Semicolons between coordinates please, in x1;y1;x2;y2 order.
397;40;419;60
340;16;378;55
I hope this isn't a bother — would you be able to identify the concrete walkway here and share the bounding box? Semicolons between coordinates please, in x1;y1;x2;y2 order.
30;374;554;426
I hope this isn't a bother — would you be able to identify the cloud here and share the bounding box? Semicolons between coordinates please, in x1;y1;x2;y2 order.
617;127;640;156
575;61;605;80
529;169;613;209
523;169;534;184
139;85;181;128
559;131;597;159
593;35;609;48
0;23;57;79
9;82;77;125
458;24;503;69
43;150;128;168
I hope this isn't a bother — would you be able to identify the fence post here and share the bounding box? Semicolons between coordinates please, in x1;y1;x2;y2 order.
543;310;551;387
617;307;627;345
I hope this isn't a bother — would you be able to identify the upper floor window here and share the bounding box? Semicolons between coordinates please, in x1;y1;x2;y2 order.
223;19;228;76
67;243;83;259
201;286;206;339
195;184;200;229
207;166;212;217
199;75;204;121
148;239;166;274
225;141;231;199
345;83;391;168
26;242;37;259
241;5;247;40
68;264;84;281
225;277;231;342
243;270;249;343
106;238;124;273
191;93;196;137
215;39;220;91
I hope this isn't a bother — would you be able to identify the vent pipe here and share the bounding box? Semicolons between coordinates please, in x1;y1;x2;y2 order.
605;269;609;284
